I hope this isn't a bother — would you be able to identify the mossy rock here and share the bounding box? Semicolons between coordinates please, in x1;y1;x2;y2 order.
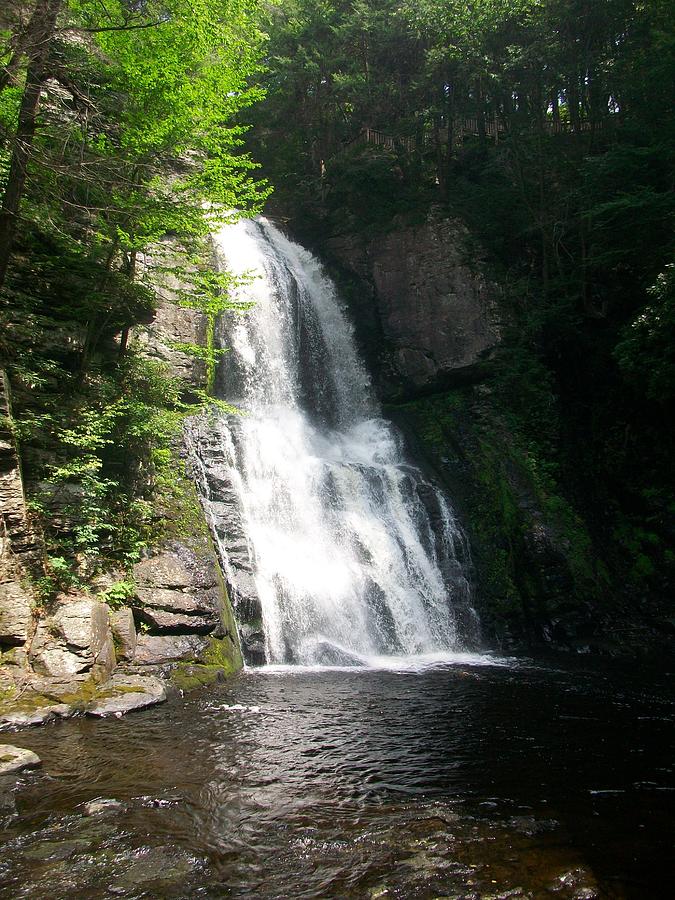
170;635;243;692
170;664;225;692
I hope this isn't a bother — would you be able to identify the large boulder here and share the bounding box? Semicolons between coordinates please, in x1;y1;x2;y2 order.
86;674;166;717
133;633;210;666
133;545;224;636
0;581;33;647
29;594;115;678
0;745;41;776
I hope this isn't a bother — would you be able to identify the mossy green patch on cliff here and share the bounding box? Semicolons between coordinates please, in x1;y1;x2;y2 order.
171;635;243;692
391;386;603;646
152;450;209;545
170;663;224;692
201;634;243;677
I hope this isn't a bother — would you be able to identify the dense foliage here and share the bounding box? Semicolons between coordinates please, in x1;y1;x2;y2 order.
0;0;268;580
248;0;675;620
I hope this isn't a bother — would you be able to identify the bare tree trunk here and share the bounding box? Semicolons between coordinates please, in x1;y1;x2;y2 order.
0;0;63;293
119;249;137;358
476;76;486;149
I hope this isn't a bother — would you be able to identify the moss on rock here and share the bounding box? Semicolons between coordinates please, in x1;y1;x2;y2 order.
390;386;605;649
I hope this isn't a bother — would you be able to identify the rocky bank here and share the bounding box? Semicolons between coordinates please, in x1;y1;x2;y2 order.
0;248;244;730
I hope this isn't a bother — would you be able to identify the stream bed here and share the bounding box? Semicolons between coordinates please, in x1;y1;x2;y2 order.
0;654;673;899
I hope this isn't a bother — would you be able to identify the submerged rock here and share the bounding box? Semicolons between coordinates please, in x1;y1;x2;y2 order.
0;778;17;817
0;744;41;775
82;798;123;816
86;674;166;717
305;640;366;667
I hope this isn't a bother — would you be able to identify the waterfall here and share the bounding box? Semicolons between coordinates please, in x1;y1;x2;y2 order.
190;217;476;666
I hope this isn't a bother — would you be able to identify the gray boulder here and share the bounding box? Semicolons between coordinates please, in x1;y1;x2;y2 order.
133;633;210;665
86;674;166;717
30;594;116;678
0;744;41;776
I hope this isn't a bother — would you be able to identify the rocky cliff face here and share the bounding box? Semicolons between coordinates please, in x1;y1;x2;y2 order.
325;217;501;398
0;241;244;728
136;238;209;393
186;415;264;664
0;371;41;660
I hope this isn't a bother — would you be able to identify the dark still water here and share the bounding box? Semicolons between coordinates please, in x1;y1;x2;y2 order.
1;655;674;899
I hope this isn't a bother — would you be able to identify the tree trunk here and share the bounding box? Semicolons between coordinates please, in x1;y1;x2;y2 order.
0;0;63;294
476;77;486;149
119;249;137;357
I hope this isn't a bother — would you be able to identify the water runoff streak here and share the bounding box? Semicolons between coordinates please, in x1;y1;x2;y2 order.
199;217;476;667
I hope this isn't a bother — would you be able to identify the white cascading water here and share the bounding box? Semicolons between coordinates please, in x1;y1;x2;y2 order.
202;216;474;666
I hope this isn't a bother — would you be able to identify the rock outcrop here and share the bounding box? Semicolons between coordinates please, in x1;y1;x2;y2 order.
186;415;264;664
325;216;501;397
135;239;209;392
133;545;225;636
0;370;42;652
29;593;116;679
0;235;245;729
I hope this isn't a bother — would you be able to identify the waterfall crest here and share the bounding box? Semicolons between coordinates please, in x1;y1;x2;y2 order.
192;217;476;666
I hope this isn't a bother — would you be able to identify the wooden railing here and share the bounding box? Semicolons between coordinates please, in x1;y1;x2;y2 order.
347;128;417;153
345;115;611;156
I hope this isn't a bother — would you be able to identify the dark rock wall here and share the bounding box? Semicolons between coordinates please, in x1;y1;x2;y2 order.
324;216;501;399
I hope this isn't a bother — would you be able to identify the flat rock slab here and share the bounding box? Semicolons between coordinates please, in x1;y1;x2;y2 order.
136;587;214;615
86;675;166;718
133;634;210;665
0;744;41;775
0;704;74;729
135;606;216;635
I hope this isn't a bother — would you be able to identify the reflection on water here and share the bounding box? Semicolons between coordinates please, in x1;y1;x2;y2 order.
0;656;673;898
